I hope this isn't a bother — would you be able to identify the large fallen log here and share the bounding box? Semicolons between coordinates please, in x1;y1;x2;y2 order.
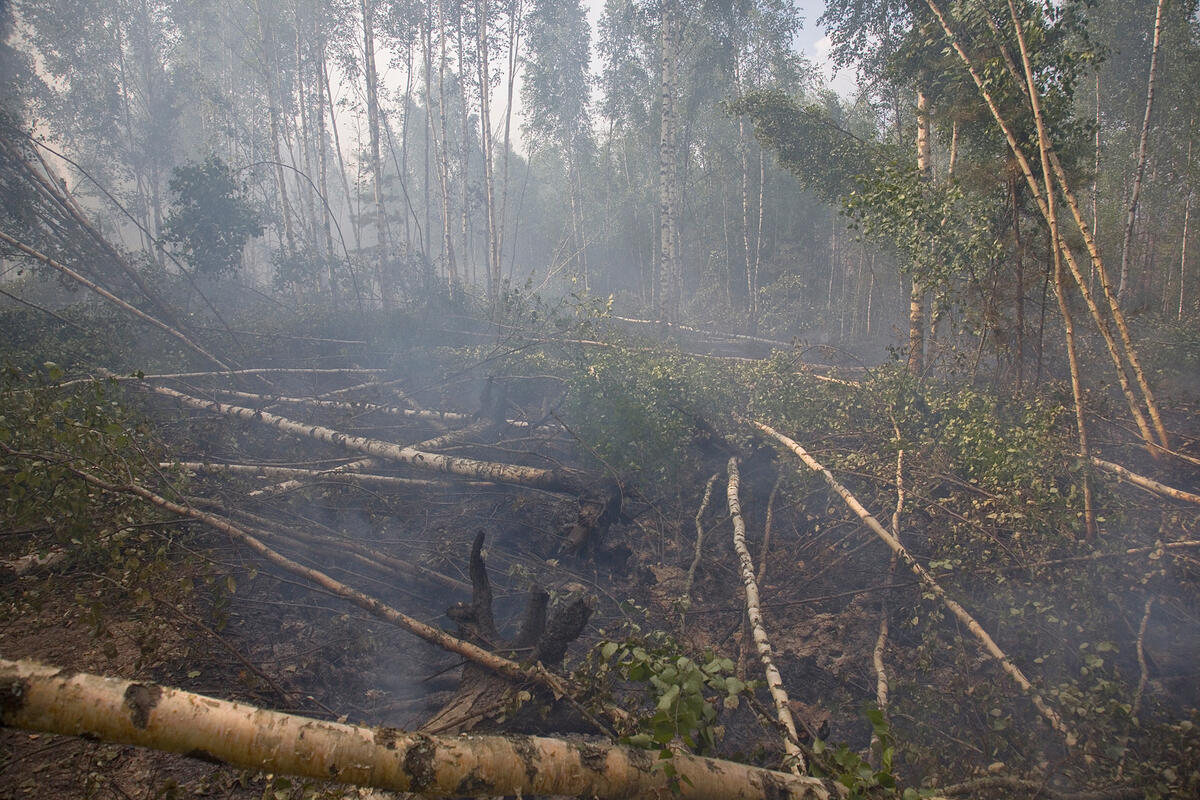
748;418;1074;741
0;658;830;800
198;388;542;429
147;385;584;494
55;368;388;391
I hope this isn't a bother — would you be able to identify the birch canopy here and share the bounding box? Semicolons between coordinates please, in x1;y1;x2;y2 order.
0;658;830;800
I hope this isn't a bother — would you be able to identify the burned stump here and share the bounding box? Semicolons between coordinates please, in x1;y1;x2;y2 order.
421;532;593;735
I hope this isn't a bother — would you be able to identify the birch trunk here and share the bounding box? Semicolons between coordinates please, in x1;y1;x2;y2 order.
1118;0;1167;302
727;457;807;773
253;0;297;259
657;0;680;322
1180;131;1194;320
908;90;931;376
0;658;829;800
1090;456;1200;505
925;0;1170;454
1006;0;1096;536
497;0;521;289
748;418;1073;740
362;0;394;307
433;0;458;289
477;0;499;304
150;385;583;493
0;232;229;370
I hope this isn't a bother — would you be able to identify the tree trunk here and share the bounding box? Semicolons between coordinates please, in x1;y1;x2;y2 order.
253;0;297;260
926;0;1170;453
737;65;755;312
477;0;499;306
1006;0;1096;538
908;90;931;376
727;457;806;772
433;0;458;290
456;12;473;285
657;0;680;322
497;0;521;291
748;418;1072;740
1012;177;1025;389
0;232;229;370
1118;0;1167;302
151;384;583;493
0;658;830;800
362;0;395;307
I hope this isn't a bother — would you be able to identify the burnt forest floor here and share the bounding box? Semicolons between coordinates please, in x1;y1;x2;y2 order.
2;301;1200;799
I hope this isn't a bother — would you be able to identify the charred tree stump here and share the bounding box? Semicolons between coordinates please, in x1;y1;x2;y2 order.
560;479;624;556
422;533;593;735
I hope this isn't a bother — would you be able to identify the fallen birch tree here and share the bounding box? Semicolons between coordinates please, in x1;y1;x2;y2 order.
147;385;584;494
201;388;476;423
748;418;1074;741
0;658;830;800
727;457;807;773
0;445;601;715
197;388;543;430
0;230;231;371
55;368;387;391
1089;456;1200;506
166;461;455;489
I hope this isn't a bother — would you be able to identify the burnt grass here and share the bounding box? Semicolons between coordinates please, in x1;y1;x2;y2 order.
3;318;1200;799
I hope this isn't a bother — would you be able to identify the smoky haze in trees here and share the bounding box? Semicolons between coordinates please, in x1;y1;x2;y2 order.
2;0;1200;798
0;0;1196;354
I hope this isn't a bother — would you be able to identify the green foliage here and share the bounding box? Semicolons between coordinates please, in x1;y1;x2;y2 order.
0;366;154;545
561;344;745;485
581;630;750;756
163;156;264;277
844;165;1001;288
811;706;907;798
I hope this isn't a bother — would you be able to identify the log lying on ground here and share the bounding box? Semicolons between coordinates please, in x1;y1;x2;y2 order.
727;457;807;773
0;447;584;707
0;658;829;800
748;418;1074;741
0;548;66;581
1090;456;1200;505
199;388;542;430
165;461;457;490
239;421;501;499
203;388;471;423
148;385;584;494
611;315;793;348
58;368;387;391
